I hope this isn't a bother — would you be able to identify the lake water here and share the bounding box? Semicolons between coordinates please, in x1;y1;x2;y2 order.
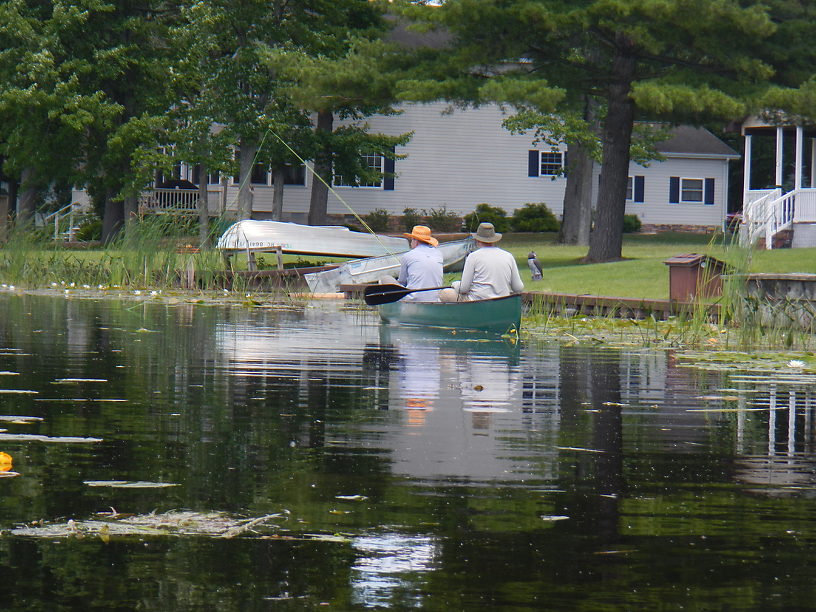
1;293;815;610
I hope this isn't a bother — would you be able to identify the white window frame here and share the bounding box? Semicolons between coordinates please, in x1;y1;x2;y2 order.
538;151;564;176
334;153;384;188
680;177;705;204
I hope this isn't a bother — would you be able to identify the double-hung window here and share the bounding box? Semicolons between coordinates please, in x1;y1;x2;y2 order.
335;153;384;188
669;177;715;205
528;150;565;177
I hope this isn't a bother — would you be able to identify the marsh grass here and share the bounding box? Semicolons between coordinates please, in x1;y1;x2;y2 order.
0;215;242;292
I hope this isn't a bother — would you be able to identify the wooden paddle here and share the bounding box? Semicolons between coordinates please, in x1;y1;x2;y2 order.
363;283;450;305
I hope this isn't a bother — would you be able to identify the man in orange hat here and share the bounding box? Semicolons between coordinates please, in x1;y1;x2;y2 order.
383;225;443;302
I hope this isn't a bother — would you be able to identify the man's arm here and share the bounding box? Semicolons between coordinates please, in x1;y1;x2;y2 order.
458;254;475;294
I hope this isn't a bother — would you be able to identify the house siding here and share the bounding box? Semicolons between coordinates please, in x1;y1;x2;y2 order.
70;102;734;229
625;157;728;227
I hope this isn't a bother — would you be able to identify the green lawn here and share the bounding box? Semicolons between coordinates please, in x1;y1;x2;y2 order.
497;232;816;300
4;231;816;299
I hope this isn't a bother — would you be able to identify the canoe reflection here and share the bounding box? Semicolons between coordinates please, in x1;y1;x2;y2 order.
377;325;532;481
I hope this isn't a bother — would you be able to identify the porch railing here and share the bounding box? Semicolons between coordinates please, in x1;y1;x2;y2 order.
742;188;816;249
740;188;781;247
139;188;202;213
41;202;80;241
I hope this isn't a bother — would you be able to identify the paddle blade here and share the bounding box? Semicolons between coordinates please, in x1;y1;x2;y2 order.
363;283;414;306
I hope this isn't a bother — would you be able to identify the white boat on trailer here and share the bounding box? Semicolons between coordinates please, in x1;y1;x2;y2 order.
304;238;472;293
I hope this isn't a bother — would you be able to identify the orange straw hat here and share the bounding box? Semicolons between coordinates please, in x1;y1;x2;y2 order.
403;225;439;247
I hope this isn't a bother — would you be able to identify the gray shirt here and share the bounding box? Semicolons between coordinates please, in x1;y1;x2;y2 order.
457;246;524;300
398;243;444;302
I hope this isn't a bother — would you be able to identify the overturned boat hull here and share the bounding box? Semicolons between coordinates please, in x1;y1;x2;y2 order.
216;220;410;257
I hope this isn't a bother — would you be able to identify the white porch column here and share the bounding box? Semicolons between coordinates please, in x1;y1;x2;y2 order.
743;134;752;195
811;139;816;188
795;126;804;190
776;127;784;188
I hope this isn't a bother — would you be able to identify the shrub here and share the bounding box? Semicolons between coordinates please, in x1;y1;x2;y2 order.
623;214;642;233
510;203;560;232
426;206;461;232
75;217;103;241
364;208;391;232
463;203;509;233
401;207;424;231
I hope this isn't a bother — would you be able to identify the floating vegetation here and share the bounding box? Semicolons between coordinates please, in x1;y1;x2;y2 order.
0;433;102;443
6;510;348;541
84;480;179;488
0;416;43;423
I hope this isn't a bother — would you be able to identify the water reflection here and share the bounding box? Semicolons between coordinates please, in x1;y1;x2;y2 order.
351;532;437;608
2;294;816;609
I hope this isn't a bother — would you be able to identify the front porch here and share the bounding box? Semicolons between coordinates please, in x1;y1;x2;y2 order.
741;120;816;248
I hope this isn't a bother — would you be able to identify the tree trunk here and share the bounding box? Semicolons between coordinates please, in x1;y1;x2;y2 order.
307;110;334;226
588;51;636;263
102;195;124;243
559;140;594;246
123;195;138;228
198;164;210;247
271;167;285;221
237;137;257;220
560;97;599;246
17;167;38;226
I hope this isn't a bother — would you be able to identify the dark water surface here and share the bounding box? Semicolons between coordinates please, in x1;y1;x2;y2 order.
1;293;815;610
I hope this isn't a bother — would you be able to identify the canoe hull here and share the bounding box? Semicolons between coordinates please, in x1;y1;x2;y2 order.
377;294;521;335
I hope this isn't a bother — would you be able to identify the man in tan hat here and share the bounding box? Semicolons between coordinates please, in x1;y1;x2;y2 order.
440;222;523;301
382;225;443;302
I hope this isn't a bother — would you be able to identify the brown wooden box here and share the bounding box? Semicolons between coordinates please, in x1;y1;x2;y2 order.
664;253;726;301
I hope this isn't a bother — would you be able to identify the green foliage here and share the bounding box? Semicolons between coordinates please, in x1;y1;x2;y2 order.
425;206;461;232
623;214;642;233
364;208;391;232
401;208;424;231
75;217;103;242
511;203;559;233
463;204;509;233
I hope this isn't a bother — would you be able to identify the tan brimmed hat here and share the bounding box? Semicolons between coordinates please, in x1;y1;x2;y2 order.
403;225;439;247
472;222;502;243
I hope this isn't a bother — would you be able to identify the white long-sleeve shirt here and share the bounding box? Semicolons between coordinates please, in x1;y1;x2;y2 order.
457;246;524;301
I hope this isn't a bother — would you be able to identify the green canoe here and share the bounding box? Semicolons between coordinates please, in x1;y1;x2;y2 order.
377;294;522;335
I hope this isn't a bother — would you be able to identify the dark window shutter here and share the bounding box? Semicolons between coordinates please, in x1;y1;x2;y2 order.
383;151;395;190
634;176;645;203
528;150;539;177
704;178;715;205
669;176;680;204
562;151;568;177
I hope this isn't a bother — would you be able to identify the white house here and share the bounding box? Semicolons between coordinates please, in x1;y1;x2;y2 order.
72;101;739;230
